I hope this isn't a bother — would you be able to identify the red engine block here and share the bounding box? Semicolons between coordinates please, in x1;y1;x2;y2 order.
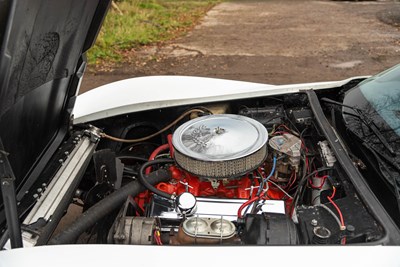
158;166;254;199
136;165;289;211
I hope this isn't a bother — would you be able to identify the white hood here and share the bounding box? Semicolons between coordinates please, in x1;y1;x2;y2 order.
73;75;367;124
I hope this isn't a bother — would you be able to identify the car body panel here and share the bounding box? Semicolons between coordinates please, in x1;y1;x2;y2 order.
73;75;368;124
1;245;400;267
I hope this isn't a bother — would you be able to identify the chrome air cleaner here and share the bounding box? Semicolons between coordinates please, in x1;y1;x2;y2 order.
172;114;268;178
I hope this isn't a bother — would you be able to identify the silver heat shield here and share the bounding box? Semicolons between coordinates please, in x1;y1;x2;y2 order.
172;114;268;178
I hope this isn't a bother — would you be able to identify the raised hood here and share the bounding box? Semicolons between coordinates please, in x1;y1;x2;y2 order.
0;0;110;205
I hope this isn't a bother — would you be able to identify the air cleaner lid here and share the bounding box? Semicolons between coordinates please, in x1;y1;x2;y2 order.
172;114;268;162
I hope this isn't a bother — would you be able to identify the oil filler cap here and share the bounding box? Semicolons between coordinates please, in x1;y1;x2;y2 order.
176;192;197;215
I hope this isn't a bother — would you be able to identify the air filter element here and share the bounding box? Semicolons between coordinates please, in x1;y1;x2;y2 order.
172;114;268;178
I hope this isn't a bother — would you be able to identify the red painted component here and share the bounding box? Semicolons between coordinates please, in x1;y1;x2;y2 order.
155;165;258;199
145;144;170;174
167;134;174;158
136;165;292;214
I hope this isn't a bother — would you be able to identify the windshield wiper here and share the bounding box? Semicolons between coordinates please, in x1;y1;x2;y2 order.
321;97;396;156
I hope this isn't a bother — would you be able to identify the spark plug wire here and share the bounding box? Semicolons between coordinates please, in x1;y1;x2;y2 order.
256;156;277;196
239;156;277;218
237;196;260;218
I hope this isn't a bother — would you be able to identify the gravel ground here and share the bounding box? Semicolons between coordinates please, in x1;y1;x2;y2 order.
80;0;400;93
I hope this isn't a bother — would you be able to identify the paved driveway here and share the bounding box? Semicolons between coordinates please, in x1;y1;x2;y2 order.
80;0;400;92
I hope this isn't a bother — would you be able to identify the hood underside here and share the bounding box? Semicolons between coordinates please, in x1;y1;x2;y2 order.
0;0;110;205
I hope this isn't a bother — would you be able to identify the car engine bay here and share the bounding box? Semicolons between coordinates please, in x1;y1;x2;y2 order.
2;0;400;253
7;87;397;249
36;90;386;247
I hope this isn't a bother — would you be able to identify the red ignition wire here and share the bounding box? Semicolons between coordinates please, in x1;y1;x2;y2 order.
304;156;310;173
237;196;260;218
301;142;309;153
145;144;170;174
157;233;163;245
153;230;158;244
308;175;328;189
287;171;297;190
154;230;162;245
167;134;174;158
327;187;346;231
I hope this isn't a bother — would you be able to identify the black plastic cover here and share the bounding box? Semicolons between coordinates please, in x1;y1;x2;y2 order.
242;213;298;245
238;106;284;130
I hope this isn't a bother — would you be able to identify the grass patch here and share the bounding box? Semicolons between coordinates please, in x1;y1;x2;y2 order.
88;0;219;65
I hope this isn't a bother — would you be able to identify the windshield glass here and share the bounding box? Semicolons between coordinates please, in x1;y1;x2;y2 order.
343;64;400;137
359;65;400;136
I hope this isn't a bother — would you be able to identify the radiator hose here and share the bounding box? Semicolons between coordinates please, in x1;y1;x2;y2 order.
139;158;175;200
48;168;171;245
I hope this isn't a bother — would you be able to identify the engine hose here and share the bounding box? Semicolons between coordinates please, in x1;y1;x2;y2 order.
139;158;175;200
48;169;171;245
145;144;170;174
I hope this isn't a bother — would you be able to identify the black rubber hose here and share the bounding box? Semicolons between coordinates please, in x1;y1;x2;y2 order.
48;168;171;245
138;158;175;200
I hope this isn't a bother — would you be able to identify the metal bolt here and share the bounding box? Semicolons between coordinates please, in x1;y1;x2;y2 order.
42;183;47;187
37;188;42;193
347;224;355;232
311;219;318;226
33;194;39;199
59;159;64;163
64;151;69;155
